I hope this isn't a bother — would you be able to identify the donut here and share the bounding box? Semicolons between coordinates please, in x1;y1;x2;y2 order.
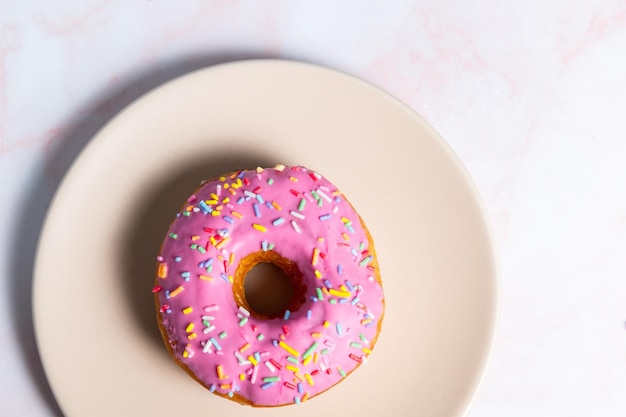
154;164;384;406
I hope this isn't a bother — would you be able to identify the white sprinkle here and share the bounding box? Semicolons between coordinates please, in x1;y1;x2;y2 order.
239;306;250;317
203;325;216;333
316;189;332;202
291;220;301;234
204;305;219;312
290;210;305;219
265;361;276;373
201;315;215;321
251;365;259;384
202;341;212;353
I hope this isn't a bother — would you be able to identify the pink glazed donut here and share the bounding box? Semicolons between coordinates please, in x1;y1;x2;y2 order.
154;164;384;406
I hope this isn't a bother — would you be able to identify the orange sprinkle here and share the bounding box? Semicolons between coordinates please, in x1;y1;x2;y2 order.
199;275;212;281
231;210;243;219
215;237;230;249
191;235;200;241
311;332;321;338
169;285;184;298
239;343;251;352
272;201;282;210
302;392;310;402
220;384;231;390
187;332;197;340
217;365;225;380
311;248;319;266
157;263;168;279
229;253;235;265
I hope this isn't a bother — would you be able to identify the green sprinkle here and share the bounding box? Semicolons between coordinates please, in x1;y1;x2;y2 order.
359;256;373;267
268;243;275;250
190;244;197;250
329;298;337;304
316;287;324;301
257;333;264;341
321;348;329;355
238;317;248;326
359;242;365;251
287;356;299;364
183;211;191;216
317;198;323;207
202;319;211;326
206;264;213;273
350;342;362;349
338;367;346;378
197;246;206;254
219;331;227;339
311;190;320;201
298;199;306;211
263;376;280;382
359;333;368;344
268;178;274;185
302;342;319;359
169;233;178;239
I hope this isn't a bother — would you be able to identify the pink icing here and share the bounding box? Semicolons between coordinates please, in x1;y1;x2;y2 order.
155;165;384;406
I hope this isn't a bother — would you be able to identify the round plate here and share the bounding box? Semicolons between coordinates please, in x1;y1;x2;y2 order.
34;60;497;417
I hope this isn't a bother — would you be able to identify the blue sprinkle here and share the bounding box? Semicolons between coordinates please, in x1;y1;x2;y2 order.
165;290;170;299
223;216;234;224
351;297;360;305
337;264;343;275
261;382;275;390
306;310;312;320
284;310;291;320
272;339;279;347
294;395;301;404
272;217;285;226
339;298;348;304
345;279;354;291
227;391;234;398
334;196;341;203
210;337;222;350
336;322;343;336
238;171;245;178
265;201;274;209
254;352;261;362
256;194;264;203
220;273;230;283
297;382;304;394
181;271;190;277
209;384;216;392
262;240;268;251
319;213;332;221
323;279;332;289
165;308;171;314
198;200;211;214
253;203;261;217
350;248;358;257
217;228;229;237
174;256;182;262
237;197;245;205
310;296;318;302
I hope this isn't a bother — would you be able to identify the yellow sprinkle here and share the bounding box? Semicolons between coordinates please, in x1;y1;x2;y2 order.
185;323;194;332
340;285;348;291
219;176;226;182
272;201;282;210
311;248;319;266
342;233;350;241
314;270;323;279
313;351;319;364
231;211;243;219
191;235;200;241
286;364;299;373
239;373;245;381
206;199;218;205
252;224;267;232
211;211;220;217
239;343;251;352
229;253;235;265
223;183;229;189
289;176;298;182
302;355;313;366
209;236;217;246
311;332;321;338
187;332;197;340
279;340;300;357
222;197;230;204
305;373;314;386
328;289;351;298
317;237;325;242
361;318;373;325
199;275;212;281
236;178;243;187
248;355;258;366
323;320;330;328
211;193;219;200
217;365;225;380
362;348;372;354
157;263;168;279
182;307;193;314
215;236;230;249
183;350;189;358
169;285;184;298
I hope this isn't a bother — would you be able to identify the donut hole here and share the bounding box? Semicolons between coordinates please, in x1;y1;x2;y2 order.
244;263;294;316
233;251;307;319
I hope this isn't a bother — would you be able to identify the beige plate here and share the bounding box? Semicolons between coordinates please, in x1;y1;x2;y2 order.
34;60;498;417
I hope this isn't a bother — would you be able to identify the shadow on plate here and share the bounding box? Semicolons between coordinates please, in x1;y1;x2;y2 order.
119;153;275;352
10;50;282;417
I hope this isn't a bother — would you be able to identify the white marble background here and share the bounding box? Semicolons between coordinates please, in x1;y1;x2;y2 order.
2;1;626;416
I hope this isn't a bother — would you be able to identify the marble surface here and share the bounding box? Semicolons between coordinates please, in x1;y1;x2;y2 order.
2;1;626;416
